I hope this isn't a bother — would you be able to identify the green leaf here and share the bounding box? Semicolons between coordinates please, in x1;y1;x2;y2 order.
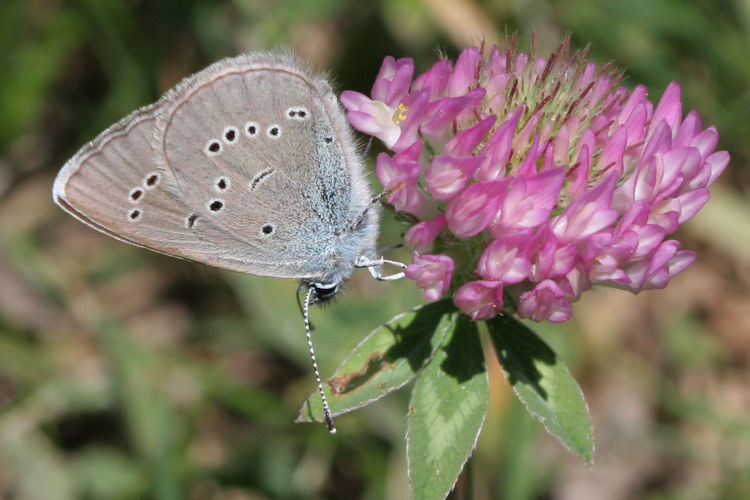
72;447;149;500
298;299;456;423
99;324;184;500
486;315;594;462
407;315;488;500
0;423;77;500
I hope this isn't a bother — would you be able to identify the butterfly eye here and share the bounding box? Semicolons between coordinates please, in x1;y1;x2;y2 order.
312;282;339;302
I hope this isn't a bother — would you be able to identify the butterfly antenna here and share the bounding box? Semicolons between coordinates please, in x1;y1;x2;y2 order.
303;286;336;434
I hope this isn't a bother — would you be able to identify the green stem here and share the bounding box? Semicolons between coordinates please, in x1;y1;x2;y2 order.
450;455;474;500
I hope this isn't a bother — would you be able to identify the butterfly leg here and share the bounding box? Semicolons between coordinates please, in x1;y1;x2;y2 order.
355;255;406;281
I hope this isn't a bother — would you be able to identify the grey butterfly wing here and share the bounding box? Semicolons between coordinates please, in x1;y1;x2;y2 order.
52;103;274;273
154;53;379;282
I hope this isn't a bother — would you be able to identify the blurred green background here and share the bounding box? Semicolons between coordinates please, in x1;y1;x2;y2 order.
1;0;749;498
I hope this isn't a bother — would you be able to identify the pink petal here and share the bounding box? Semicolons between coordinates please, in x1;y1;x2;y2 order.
391;90;431;153
597;125;627;178
404;215;447;253
447;47;481;96
425;155;483;201
632;224;667;258
622;100;649;150
486;73;510;109
552;175;618;243
675;147;708;191
341;91;405;149
690;126;719;159
676;188;710;224
566;144;592;201
490;166;565;235
376;140;422;188
372;56;415;107
623;239;680;291
376;142;431;217
413;59;452;99
445;179;509;238
668;249;696;277
653;147;692;200
421;90;486;143
648;197;681;233
705;151;730;187
477;234;533;284
618;85;648;128
575;128;596;168
673;110;702;148
553;123;570;166
453;280;504;320
529;228;577;281
641;120;673;161
476;106;524;182
510;133;542;178
559;265;591;301
517;280;572;322
512;112;541;161
651;82;683;134
445;116;497;156
486;45;504;75
405;253;454;301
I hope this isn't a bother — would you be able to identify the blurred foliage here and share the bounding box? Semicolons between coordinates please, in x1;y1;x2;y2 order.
1;0;749;498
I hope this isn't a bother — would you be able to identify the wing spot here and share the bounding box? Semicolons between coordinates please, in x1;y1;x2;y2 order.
186;213;199;228
261;224;274;235
215;176;230;192
286;106;309;120
208;199;225;212
129;188;143;202
223;126;239;143
324;137;333;144
244;121;258;137
206;140;222;155
250;168;274;190
144;172;160;188
267;125;281;139
128;208;141;221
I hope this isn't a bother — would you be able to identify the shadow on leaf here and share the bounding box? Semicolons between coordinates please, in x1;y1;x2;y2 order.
382;299;455;374
439;315;485;383
487;314;557;399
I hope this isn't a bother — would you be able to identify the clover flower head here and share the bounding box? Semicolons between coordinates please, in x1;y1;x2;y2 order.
343;35;728;322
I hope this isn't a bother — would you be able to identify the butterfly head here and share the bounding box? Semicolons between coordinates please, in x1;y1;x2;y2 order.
307;195;383;302
308;281;340;303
